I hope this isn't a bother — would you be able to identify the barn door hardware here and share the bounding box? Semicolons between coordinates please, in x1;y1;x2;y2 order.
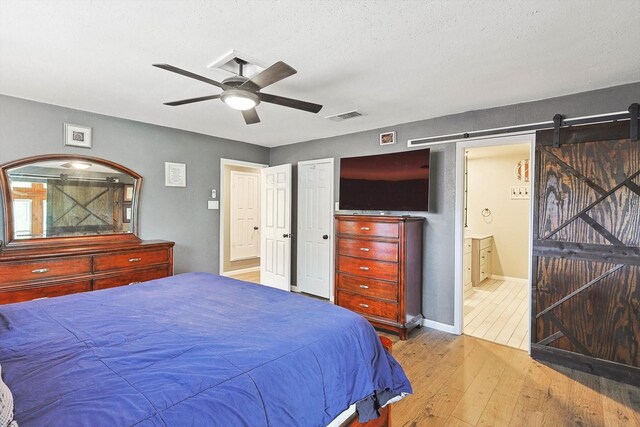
552;114;563;147
630;103;639;142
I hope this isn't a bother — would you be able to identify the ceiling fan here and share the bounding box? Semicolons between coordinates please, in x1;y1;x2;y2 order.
152;60;322;125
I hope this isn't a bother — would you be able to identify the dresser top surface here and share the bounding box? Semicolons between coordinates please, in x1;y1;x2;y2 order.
0;240;175;261
335;214;425;223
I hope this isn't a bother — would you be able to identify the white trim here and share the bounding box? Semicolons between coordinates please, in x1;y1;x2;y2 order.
219;158;268;276
296;158;335;302
490;275;529;285
221;266;260;277
422;318;457;334
291;285;300;293
453;131;535;356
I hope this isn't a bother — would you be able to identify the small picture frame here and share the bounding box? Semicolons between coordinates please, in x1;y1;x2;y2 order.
64;123;92;149
379;131;396;146
165;162;187;187
122;203;132;223
123;185;134;202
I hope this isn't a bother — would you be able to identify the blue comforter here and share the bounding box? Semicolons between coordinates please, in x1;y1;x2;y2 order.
0;273;411;426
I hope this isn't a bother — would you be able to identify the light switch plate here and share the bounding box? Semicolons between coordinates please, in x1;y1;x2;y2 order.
207;200;219;210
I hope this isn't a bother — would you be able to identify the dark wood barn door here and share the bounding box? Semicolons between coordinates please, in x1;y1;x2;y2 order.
532;121;640;384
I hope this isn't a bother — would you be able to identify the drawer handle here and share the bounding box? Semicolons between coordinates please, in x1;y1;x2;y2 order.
359;247;370;252
359;285;369;289
129;258;142;263
360;227;370;231
359;266;369;271
359;303;369;308
31;268;50;274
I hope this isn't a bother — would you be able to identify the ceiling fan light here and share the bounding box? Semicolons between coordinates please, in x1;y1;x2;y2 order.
221;90;259;111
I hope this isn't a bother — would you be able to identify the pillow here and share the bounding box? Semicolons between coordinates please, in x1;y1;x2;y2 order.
0;365;18;427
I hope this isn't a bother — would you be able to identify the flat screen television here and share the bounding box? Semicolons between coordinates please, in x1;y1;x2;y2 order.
339;148;430;212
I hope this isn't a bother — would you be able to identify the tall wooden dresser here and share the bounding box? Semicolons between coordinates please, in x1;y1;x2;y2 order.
334;215;424;339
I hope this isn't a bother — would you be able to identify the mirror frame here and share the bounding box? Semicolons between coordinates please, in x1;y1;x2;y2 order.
0;154;142;250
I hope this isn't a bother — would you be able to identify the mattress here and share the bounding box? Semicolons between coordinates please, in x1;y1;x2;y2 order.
0;272;411;426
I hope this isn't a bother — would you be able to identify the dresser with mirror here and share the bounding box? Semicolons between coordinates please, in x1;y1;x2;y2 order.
0;154;174;304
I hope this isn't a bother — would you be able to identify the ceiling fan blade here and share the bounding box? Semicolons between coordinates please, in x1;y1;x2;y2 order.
242;108;260;125
258;92;323;113
153;64;229;90
164;94;221;106
241;61;297;90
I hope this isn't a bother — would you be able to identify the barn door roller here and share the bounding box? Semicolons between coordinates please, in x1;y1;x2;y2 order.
553;114;563;147
629;103;639;142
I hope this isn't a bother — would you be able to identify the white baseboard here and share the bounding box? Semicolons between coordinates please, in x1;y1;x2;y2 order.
221;266;260;277
290;285;299;293
422;318;458;334
490;275;528;284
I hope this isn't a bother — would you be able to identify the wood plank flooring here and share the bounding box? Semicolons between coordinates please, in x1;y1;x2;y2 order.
226;270;260;284
388;328;640;427
463;279;529;350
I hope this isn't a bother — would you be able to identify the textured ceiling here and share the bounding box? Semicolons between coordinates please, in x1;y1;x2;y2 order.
1;0;638;148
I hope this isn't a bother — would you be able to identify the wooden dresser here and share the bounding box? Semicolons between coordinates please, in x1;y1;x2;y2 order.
0;240;174;304
334;215;424;340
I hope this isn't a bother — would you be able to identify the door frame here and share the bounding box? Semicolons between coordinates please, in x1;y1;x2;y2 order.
296;158;335;301
453;132;536;353
219;158;268;276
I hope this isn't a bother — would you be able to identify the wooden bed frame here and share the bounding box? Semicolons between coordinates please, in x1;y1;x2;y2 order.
342;336;393;427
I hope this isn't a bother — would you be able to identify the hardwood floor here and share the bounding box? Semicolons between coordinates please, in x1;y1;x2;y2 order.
463;278;529;350
387;328;639;427
226;270;260;284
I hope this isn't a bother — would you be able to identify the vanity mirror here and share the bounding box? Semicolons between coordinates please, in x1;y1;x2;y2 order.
1;154;141;248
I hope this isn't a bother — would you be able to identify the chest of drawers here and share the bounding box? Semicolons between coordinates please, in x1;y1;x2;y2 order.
0;240;174;304
334;215;424;340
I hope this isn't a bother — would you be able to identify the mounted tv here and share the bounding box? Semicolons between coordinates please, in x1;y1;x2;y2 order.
339;148;430;212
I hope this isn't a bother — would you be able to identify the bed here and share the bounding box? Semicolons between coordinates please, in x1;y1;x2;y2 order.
0;272;411;426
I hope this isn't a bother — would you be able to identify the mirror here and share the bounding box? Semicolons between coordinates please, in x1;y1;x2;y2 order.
514;159;530;182
1;155;141;247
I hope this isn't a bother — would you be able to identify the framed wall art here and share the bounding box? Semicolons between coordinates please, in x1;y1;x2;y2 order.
165;162;186;187
379;131;396;146
64;123;92;149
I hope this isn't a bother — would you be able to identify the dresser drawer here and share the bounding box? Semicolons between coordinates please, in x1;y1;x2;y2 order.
338;239;398;262
93;267;169;290
337;274;398;301
337;220;399;239
338;292;398;321
0;280;91;304
0;256;91;285
93;249;169;272
336;256;398;282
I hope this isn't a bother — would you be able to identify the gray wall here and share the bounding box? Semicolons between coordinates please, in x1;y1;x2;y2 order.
0;95;270;274
270;82;640;326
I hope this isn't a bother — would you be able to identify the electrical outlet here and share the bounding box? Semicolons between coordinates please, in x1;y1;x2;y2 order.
211;189;217;199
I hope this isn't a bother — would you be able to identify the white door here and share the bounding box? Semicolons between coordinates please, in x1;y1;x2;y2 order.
230;171;260;261
260;164;292;291
297;159;334;299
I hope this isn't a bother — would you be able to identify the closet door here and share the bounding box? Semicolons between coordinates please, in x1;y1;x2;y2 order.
532;121;640;383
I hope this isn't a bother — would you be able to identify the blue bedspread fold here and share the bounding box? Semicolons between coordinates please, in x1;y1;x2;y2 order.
0;272;411;426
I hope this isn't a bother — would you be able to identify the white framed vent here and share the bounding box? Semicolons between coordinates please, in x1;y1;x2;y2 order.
325;110;365;122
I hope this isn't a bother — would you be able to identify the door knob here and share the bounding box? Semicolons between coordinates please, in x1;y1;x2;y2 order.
283;233;293;238
322;235;329;240
254;226;259;230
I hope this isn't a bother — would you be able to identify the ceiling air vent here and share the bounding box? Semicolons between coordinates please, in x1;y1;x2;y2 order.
325;110;365;122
